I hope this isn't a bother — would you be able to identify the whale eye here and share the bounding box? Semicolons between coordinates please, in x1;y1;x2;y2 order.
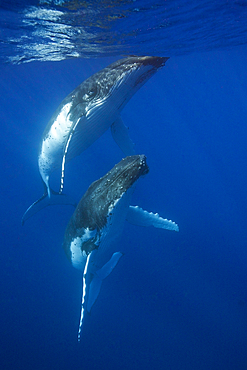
82;89;97;101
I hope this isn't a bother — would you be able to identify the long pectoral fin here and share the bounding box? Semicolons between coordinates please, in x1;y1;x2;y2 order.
78;253;91;342
127;205;179;231
77;252;123;341
22;189;77;225
111;116;135;155
87;252;123;313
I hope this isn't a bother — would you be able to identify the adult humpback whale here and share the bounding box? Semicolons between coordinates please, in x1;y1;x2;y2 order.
62;155;179;340
22;56;169;224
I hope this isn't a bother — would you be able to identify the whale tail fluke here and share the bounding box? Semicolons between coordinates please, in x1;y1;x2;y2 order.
22;189;77;225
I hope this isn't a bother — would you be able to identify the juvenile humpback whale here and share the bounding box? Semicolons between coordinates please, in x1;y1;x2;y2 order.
22;56;169;224
62;155;179;340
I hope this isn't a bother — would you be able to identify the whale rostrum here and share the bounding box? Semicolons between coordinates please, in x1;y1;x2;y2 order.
22;56;169;224
62;155;178;340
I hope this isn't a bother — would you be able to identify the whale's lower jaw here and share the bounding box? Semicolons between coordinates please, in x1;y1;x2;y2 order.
68;228;101;271
69;237;87;271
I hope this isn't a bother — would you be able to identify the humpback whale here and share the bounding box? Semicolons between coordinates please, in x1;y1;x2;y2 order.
22;56;169;224
62;155;179;340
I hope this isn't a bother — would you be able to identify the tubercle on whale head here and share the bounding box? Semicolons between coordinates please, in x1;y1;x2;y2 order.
93;155;149;188
80;156;148;208
126;154;149;178
138;154;149;176
111;154;149;188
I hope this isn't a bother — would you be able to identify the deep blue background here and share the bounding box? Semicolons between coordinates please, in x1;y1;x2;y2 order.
1;47;247;369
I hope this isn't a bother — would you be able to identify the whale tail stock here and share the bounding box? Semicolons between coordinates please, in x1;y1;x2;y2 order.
22;187;77;225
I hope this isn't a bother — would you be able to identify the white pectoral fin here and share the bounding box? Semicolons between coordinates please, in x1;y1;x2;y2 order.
127;205;179;232
111;116;135;155
87;252;123;313
78;253;91;342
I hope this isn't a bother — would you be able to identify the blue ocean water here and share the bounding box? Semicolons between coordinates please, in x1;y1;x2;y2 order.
1;1;247;369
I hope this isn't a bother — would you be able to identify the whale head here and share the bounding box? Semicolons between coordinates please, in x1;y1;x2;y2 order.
63;155;149;270
72;56;169;116
74;154;149;230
